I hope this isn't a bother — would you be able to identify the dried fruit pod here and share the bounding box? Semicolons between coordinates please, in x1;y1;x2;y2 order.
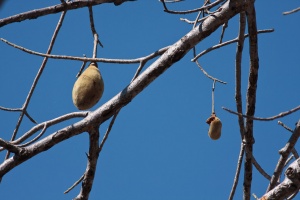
72;62;104;110
206;113;222;140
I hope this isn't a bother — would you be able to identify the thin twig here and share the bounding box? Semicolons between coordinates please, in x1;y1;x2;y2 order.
283;7;300;15
16;123;47;147
195;60;227;84
160;0;224;14
159;0;184;3
278;121;293;133
211;80;216;113
0;106;37;124
219;22;228;44
228;143;245;200
0;38;169;64
180;16;208;24
131;61;146;82
88;6;103;48
76;56;87;78
192;29;274;62
64;174;85;194
252;154;271;180
284;155;294;167
278;121;299;159
99;110;120;152
222;105;300;121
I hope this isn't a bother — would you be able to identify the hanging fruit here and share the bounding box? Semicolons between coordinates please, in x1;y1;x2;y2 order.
206;113;222;140
72;62;104;110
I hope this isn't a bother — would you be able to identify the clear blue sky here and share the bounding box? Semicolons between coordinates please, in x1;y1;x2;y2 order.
0;1;300;199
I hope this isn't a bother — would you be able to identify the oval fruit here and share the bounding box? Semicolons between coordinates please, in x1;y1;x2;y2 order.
72;62;104;110
206;113;222;140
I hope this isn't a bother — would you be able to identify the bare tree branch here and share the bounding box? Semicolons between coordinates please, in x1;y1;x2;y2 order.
235;12;246;139
74;126;100;200
243;2;259;199
0;0;135;28
160;0;224;14
261;155;300;200
229;143;245;200
0;37;170;64
192;29;274;62
283;7;300;15
267;120;300;191
222;105;300;121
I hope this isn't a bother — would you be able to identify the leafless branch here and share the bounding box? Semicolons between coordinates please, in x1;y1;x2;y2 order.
64;174;85;194
252;154;271;181
160;0;224;14
195;60;227;84
219;22;228;43
159;0;184;3
76;57;87;78
267;120;300;191
283;7;300;15
229;143;245;200
222;105;300;121
74;126;100;200
243;3;259;199
0;0;136;28
262;156;300;200
0;106;37;124
16;123;47;148
0;38;170;64
278;121;299;159
278;121;293;133
192;29;274;62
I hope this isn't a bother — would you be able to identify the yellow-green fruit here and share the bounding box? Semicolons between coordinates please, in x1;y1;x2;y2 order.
72;62;104;110
208;117;222;140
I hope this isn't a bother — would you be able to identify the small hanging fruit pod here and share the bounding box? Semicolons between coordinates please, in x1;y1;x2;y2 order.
72;62;104;110
206;113;222;140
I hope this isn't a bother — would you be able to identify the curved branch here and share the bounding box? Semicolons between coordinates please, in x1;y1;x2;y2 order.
0;0;135;28
0;38;169;64
222;105;300;121
192;29;274;62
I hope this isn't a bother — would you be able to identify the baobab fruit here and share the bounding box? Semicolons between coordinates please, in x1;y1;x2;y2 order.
72;62;104;110
206;113;222;140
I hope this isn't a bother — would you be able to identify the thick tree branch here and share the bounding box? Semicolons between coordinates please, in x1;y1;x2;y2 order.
243;3;259;200
0;0;135;28
0;0;246;179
